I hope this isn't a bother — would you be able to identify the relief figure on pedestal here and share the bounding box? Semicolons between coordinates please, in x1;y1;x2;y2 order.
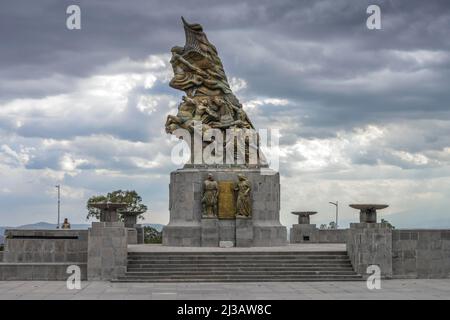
202;173;219;217
235;174;252;218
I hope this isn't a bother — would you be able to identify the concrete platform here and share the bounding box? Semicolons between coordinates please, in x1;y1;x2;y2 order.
0;279;449;300
128;243;346;253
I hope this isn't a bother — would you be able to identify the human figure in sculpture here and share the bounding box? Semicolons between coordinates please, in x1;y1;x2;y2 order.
235;174;252;218
202;173;219;217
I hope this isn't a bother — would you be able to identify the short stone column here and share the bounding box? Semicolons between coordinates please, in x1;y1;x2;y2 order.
290;211;318;243
122;211;144;245
347;204;392;278
87;222;128;280
201;218;219;247
135;224;144;244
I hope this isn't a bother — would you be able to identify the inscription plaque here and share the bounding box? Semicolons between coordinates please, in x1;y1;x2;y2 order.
218;181;236;219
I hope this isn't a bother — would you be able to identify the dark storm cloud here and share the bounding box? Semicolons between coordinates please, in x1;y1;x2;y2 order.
3;0;449;134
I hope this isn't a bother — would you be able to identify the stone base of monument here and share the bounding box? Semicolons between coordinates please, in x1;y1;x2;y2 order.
87;222;128;280
236;217;253;247
162;167;287;247
201;218;219;247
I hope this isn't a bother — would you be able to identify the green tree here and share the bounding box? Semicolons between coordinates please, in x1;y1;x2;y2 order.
86;190;148;221
381;218;395;229
144;226;162;244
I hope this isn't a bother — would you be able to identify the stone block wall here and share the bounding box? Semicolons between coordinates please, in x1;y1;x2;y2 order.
0;263;88;281
3;229;88;263
392;230;450;278
87;222;128;280
347;223;393;278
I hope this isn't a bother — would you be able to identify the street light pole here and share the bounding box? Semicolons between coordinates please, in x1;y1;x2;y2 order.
55;185;60;229
329;201;338;229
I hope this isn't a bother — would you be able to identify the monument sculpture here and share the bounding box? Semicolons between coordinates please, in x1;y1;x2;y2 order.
162;17;287;247
202;174;219;218
165;18;254;134
235;175;252;218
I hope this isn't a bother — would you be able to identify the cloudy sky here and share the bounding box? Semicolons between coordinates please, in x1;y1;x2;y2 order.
0;0;449;228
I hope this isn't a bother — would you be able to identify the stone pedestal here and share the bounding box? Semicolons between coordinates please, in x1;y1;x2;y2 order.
135;224;144;244
87;222;128;280
163;167;287;247
347;222;393;278
290;224;317;243
219;219;236;244
127;228;138;244
236;217;253;247
201;218;219;247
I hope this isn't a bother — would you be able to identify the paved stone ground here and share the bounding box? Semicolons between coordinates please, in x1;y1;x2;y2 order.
0;280;449;300
128;243;347;252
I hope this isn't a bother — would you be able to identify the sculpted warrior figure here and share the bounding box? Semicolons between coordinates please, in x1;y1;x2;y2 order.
235;174;252;218
165;17;265;166
202;173;219;217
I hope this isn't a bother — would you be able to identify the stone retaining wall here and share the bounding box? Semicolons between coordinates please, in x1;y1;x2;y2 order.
3;229;88;263
392;229;450;278
290;225;348;243
0;263;87;280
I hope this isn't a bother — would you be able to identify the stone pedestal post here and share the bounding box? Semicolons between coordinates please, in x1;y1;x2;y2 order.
347;223;393;278
87;222;128;280
290;224;318;243
135;224;144;244
236;217;253;247
201;218;219;247
289;211;318;243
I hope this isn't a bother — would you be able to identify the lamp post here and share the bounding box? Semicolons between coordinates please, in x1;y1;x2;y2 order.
56;184;61;229
329;201;338;229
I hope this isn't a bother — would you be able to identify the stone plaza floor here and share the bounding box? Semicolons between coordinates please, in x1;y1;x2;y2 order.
0;279;449;300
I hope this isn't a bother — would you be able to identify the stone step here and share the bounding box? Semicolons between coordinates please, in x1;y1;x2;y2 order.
127;267;353;273
127;251;348;256
127;255;352;260
128;264;355;269
127;259;352;265
124;270;358;276
120;250;360;282
114;275;363;282
127;262;353;267
127;253;348;258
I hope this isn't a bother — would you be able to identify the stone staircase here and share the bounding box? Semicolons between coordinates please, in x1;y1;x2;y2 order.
114;250;362;282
